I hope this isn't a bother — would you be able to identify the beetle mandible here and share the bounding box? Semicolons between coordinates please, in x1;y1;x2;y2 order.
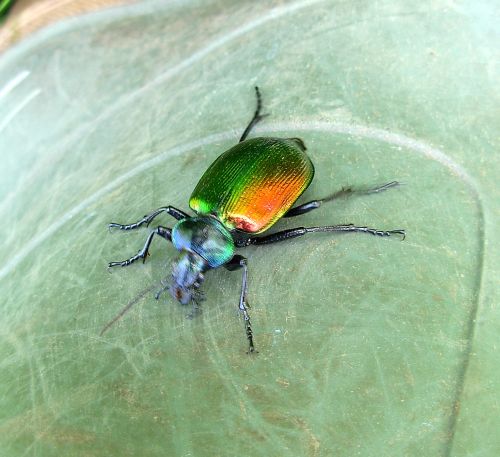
103;87;405;353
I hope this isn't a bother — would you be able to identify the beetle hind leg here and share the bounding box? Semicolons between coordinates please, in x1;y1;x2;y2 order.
238;224;405;247
239;86;269;143
284;181;401;218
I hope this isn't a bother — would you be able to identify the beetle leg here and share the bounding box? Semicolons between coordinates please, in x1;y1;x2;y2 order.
237;224;405;247
186;300;202;319
239;86;269;143
108;226;172;268
109;206;189;231
284;181;401;218
225;255;256;353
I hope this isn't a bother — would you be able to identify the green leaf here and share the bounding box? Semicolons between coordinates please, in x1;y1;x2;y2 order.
1;1;498;456
0;0;15;19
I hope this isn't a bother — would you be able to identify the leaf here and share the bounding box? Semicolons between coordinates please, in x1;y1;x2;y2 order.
0;1;498;456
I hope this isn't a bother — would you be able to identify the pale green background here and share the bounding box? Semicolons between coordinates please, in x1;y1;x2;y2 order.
0;1;498;456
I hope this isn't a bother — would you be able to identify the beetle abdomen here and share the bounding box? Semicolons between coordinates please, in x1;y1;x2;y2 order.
189;137;314;234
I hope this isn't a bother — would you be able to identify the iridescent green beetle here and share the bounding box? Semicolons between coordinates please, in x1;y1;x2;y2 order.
104;87;405;352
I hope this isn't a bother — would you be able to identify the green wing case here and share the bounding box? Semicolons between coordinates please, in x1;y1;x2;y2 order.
189;137;314;234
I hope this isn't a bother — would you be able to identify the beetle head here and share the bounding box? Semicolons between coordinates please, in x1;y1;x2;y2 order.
169;250;207;305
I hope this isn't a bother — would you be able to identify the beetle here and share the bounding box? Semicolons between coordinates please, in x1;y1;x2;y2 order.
103;87;405;352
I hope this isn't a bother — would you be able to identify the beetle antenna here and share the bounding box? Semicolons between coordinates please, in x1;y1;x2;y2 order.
100;284;157;336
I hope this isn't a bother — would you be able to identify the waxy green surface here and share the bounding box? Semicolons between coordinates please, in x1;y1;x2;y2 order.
0;1;498;456
190;137;314;233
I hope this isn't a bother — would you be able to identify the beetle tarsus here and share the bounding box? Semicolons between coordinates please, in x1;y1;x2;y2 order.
239;86;269;142
245;316;258;354
108;249;147;268
322;181;402;202
284;180;402;218
364;180;401;194
108;226;172;268
108;206;189;232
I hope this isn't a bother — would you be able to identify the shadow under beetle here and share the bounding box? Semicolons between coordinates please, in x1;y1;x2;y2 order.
103;87;405;353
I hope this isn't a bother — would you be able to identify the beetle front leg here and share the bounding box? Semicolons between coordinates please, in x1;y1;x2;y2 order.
284;181;401;218
108;226;172;268
225;255;256;353
109;206;189;231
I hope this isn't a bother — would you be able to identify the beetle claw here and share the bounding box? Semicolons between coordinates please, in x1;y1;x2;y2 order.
108;223;122;232
394;230;406;240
